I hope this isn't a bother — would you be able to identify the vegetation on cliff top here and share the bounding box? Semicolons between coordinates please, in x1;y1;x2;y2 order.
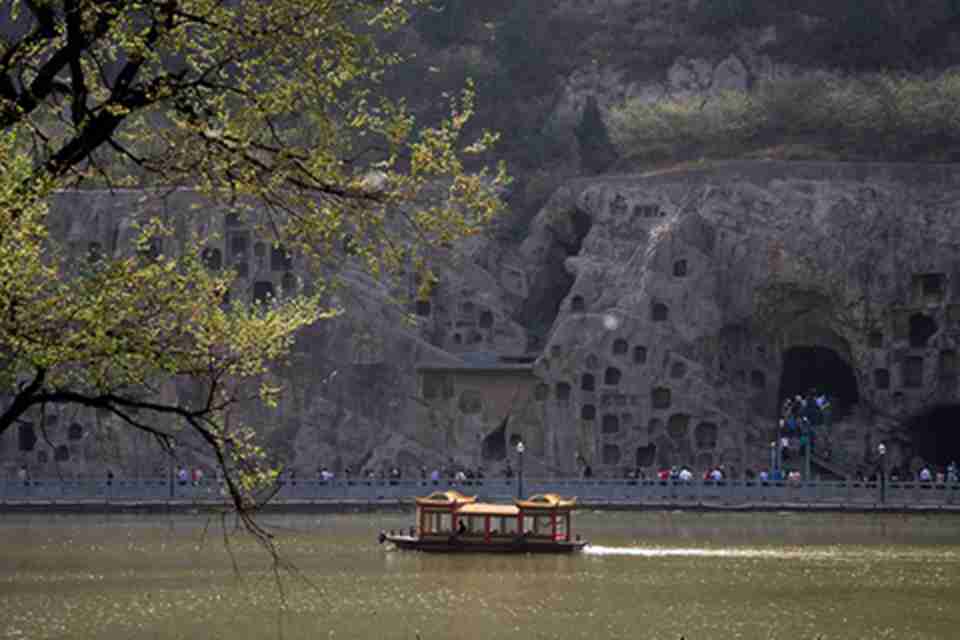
610;72;960;164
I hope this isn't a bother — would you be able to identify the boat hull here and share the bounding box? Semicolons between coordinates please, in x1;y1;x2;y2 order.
383;534;588;553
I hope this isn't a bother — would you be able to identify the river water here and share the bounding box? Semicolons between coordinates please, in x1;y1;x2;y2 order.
1;510;959;640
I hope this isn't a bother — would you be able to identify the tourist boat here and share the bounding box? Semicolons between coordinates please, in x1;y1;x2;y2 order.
378;490;588;553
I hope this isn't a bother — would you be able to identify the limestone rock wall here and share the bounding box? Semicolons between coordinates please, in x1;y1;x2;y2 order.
523;162;960;475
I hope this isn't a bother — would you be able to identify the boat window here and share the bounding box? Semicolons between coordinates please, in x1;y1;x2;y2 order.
500;517;518;535
536;515;552;534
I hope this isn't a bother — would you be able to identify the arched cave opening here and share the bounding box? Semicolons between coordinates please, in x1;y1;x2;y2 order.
517;208;593;340
905;405;960;467
778;346;859;420
481;417;508;462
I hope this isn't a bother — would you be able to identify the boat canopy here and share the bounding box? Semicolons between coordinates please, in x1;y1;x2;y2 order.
457;503;519;516
515;493;577;510
414;490;477;507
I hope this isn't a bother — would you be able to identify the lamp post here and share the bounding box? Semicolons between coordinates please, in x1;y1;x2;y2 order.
515;441;525;499
877;442;887;505
770;441;776;475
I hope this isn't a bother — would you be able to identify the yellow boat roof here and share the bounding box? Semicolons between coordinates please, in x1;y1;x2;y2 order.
415;490;477;507
457;502;519;516
515;493;578;510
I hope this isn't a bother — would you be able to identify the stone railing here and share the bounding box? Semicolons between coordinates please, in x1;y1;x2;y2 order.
2;477;958;507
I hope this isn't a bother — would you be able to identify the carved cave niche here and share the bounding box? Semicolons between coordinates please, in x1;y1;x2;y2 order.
602;414;620;434
68;423;84;441
667;413;690;440
18;422;36;452
612;338;629;356
670;361;687;379
229;232;248;260
909;313;938;348
202;247;222;271
581;373;596;392
54;445;69;462
458;390;483;415
874;368;891;390
636;444;657;468
478;310;494;329
535;383;549;401
453;333;463;345
253;281;275;305
225;212;242;227
652;302;669;323
651;387;671;409
271;244;293;271
415;299;431;316
602;444;621;466
939;350;958;380
914;273;945;302
281;272;297;296
673;259;688;277
694;422;719;450
604;367;621;386
633;345;647;364
581;404;597;421
87;241;103;264
571;295;586;313
556;382;572;405
550;344;563;359
750;370;766;390
36;450;48;464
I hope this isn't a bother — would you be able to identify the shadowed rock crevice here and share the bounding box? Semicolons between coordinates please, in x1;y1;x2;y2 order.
518;207;592;337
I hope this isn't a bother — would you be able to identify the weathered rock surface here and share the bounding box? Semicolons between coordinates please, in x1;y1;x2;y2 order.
7;161;960;480
521;161;960;475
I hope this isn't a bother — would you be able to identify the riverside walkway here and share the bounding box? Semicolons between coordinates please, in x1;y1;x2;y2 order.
3;477;959;512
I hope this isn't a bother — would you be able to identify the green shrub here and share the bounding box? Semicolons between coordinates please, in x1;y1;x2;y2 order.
609;72;960;163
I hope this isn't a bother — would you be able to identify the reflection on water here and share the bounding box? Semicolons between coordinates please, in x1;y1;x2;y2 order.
1;511;959;640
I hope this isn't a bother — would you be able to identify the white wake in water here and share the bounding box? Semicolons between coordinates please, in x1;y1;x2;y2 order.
583;545;816;559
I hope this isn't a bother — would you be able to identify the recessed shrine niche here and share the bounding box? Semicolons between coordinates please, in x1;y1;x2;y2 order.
652;303;669;322
635;444;657;468
695;422;718;450
651;387;671;409
633;346;647;364
673;260;688;277
750;370;766;389
478;310;494;329
581;373;596;392
914;273;945;302
612;338;629;356
415;300;431;316
556;382;572;406
667;414;690;440
604;367;621;385
909;313;938;348
581;404;596;420
68;423;84;440
571;295;586;313
602;414;620;434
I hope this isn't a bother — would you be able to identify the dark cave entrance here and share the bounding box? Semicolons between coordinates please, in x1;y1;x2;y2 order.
518;208;593;342
778;346;859;420
905;405;960;467
481;418;507;462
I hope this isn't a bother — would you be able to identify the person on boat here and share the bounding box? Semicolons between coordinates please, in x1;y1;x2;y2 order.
457;520;467;536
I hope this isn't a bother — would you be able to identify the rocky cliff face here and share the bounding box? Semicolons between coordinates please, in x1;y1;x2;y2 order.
520;161;960;475
7;162;960;480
